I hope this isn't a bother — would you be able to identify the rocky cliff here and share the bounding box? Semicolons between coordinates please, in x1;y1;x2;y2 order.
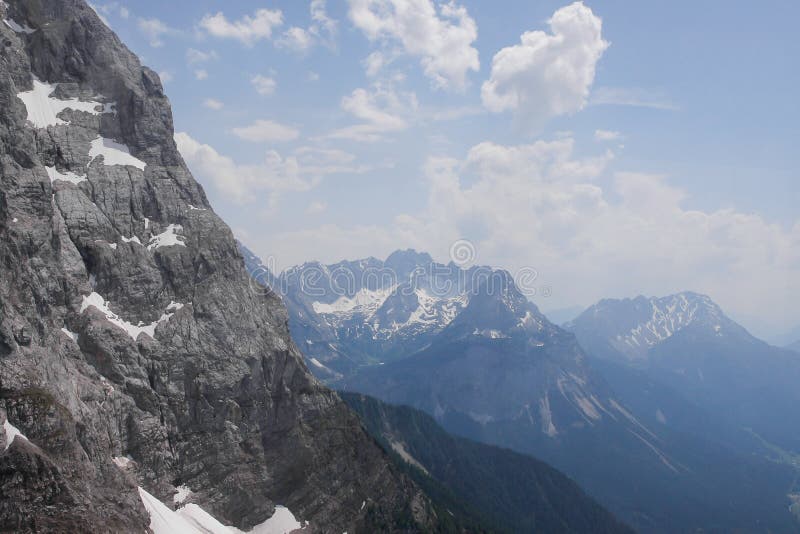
0;1;439;532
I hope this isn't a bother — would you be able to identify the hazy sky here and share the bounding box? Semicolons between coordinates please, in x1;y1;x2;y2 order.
91;0;799;339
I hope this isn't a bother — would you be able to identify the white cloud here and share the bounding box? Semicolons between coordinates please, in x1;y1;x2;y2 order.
258;136;800;328
590;87;679;110
306;201;328;214
310;0;338;42
430;106;484;121
176;132;315;205
203;98;224;110
251;75;277;96
194;69;208;80
159;70;173;84
348;0;479;90
137;17;175;48
199;8;283;46
119;6;129;19
363;51;387;77
186;48;218;64
278;27;314;52
176;134;371;205
307;71;320;82
327;84;417;141
594;129;621;141
481;1;609;128
277;0;338;53
232;120;300;143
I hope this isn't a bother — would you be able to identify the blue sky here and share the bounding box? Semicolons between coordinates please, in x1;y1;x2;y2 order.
90;1;799;340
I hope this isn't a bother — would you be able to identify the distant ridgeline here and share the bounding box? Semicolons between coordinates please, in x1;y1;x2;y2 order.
242;244;800;533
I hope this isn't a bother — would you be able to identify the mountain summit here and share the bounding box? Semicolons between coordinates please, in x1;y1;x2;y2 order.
567;291;800;453
564;292;751;362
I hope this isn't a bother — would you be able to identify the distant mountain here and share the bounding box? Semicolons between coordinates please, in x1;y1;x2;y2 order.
566;292;800;453
241;246;504;379
242;249;800;531
342;392;633;534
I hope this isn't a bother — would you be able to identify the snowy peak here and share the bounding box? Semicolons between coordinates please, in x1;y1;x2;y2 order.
239;246;557;377
447;271;549;339
567;292;746;360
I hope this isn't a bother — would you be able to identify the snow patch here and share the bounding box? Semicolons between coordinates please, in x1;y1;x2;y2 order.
187;204;206;211
61;327;79;343
4;18;35;34
313;286;394;315
3;419;28;451
44;166;86;184
174;485;192;505
89;137;147;170
17;78;112;128
113;456;133;469
139;486;304;534
80;292;182;340
148;224;186;250
121;235;143;245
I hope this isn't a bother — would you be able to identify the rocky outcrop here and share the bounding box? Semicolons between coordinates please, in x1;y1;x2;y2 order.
0;1;439;531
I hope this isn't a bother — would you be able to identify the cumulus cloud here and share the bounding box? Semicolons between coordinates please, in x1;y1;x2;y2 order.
327;84;417;141
348;0;479;90
203;98;223;110
277;26;315;52
176;134;374;206
199;8;283;46
277;0;338;52
231;120;300;143
363;51;388;77
158;70;173;84
481;1;609;127
175;132;313;205
258;136;800;327
137;17;175;47
194;69;208;80
251;75;277;96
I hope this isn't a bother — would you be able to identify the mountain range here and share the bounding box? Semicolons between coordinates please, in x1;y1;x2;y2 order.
342;392;632;534
566;293;800;453
243;247;800;532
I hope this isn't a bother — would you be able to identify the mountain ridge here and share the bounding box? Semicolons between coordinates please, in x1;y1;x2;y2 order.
342;392;634;534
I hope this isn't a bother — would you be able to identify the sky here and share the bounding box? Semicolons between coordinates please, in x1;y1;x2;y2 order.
89;0;799;341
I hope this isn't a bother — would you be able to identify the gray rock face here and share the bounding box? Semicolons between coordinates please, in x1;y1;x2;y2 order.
0;1;438;532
